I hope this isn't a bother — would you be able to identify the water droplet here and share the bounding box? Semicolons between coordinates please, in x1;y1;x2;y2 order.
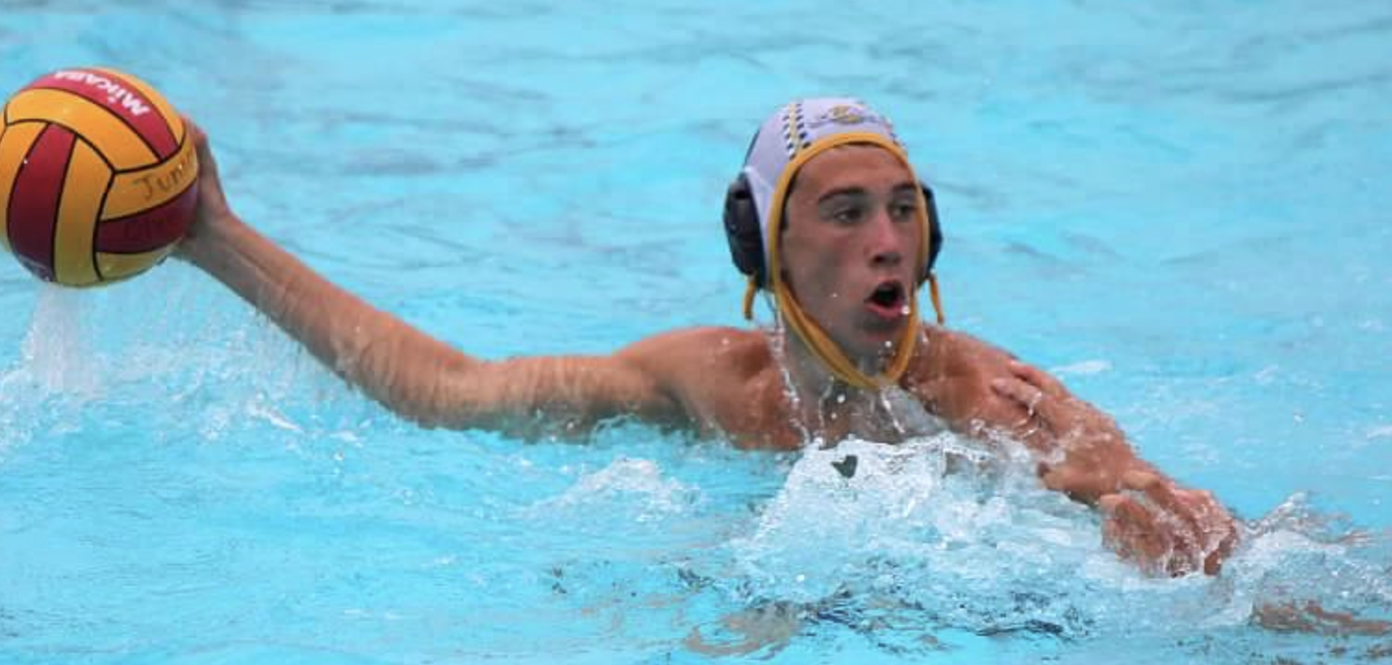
836;394;846;404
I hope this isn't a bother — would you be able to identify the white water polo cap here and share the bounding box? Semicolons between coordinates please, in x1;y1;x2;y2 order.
744;99;911;257
724;98;946;390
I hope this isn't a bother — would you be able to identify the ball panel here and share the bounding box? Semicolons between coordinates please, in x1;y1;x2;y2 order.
7;124;76;281
0;122;48;254
24;69;178;159
102;136;199;220
53;139;111;286
97;181;195;255
89;67;186;146
5;88;158;170
95;246;172;283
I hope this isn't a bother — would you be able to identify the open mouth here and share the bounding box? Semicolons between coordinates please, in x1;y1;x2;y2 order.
865;280;907;319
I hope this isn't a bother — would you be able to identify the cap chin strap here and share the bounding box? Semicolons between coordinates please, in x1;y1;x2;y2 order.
739;132;946;391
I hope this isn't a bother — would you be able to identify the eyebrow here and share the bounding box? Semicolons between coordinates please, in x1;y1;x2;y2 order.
816;182;919;206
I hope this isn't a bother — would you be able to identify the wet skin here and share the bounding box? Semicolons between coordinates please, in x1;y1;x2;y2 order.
778;145;924;367
177;123;1238;577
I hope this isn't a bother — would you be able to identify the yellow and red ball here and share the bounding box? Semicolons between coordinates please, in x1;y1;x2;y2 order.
0;67;198;287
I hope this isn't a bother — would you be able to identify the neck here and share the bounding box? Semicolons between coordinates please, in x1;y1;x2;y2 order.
773;324;887;436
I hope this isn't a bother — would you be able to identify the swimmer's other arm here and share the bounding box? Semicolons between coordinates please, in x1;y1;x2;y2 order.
974;349;1240;576
178;125;685;436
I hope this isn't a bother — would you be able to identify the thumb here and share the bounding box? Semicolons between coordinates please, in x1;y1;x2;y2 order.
1039;464;1102;504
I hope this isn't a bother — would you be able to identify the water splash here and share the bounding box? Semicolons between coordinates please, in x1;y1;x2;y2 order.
0;273;373;459
528;456;702;522
19;285;103;396
722;433;1392;655
0;286;105;457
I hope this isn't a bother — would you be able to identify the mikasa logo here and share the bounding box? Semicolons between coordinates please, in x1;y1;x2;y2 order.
52;70;151;118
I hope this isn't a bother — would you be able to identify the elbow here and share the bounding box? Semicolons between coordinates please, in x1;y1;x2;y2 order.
351;336;488;430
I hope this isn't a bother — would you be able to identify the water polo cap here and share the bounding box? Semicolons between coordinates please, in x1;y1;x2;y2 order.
722;97;946;390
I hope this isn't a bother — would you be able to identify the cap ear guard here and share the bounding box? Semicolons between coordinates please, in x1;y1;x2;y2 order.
723;173;767;286
921;182;944;278
722;174;945;287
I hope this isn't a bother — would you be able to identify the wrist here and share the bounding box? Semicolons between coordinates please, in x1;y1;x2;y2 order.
178;211;245;268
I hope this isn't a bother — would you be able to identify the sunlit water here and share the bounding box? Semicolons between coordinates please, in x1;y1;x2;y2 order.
3;1;1391;663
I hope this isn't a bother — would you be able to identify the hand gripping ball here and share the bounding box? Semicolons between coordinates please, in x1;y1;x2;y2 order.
0;67;198;286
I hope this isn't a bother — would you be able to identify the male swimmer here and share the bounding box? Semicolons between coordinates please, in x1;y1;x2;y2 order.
177;98;1238;577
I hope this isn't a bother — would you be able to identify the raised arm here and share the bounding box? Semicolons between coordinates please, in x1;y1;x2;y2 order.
177;123;683;437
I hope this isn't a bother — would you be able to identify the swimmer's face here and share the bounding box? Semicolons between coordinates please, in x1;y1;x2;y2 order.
780;144;923;366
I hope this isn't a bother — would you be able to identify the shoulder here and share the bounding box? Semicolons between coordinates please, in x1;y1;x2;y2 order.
907;325;1020;425
615;326;784;441
618;325;777;395
617;326;770;371
920;326;1017;379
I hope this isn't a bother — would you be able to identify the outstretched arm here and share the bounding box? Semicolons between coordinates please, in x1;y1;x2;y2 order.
177;122;684;436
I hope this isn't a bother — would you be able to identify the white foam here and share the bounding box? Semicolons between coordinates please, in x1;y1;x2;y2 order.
730;433;1103;609
1051;359;1112;376
530;456;700;521
1366;425;1392;440
23;285;103;397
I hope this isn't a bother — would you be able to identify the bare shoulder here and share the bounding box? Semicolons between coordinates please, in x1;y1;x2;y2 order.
617;325;773;379
921;326;1018;379
909;326;1022;426
615;326;785;442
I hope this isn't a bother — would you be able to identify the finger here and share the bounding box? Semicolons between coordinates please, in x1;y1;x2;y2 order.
1120;472;1202;551
1119;469;1164;494
1042;465;1110;504
990;377;1043;411
1026;387;1079;434
1099;495;1171;574
1009;360;1068;398
993;372;1081;436
1173;488;1239;575
181;115;219;175
989;377;1046;427
1101;492;1172;570
1121;472;1210;543
1203;520;1238;576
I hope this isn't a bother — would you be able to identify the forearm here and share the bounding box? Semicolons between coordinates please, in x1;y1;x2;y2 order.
181;213;477;424
1030;412;1158;504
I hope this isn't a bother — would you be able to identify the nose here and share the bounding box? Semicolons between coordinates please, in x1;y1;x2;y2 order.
866;209;903;268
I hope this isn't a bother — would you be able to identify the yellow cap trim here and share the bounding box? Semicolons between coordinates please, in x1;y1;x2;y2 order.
927;273;945;326
760;131;932;390
741;276;758;320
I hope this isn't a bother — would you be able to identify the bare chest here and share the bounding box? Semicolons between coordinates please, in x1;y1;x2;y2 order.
694;369;950;451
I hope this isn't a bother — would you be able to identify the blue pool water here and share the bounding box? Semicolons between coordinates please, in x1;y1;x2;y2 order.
2;1;1391;662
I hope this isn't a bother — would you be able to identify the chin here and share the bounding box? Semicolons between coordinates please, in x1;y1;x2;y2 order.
844;325;907;361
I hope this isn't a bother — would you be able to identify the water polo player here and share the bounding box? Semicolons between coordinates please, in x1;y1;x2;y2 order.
176;98;1239;577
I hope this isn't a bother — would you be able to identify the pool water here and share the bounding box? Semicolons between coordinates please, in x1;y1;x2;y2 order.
2;1;1391;663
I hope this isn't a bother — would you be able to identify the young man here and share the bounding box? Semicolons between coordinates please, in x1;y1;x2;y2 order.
177;98;1238;576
